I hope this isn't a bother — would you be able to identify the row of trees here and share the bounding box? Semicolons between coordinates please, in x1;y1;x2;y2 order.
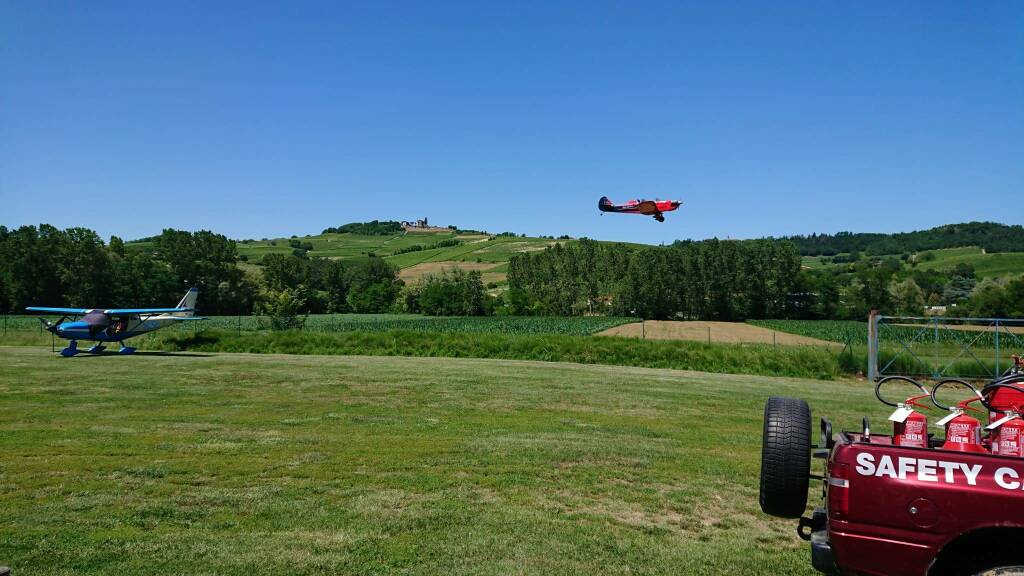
321;220;403;235
0;225;254;315
785;259;1024;320
260;253;403;314
507;239;1024;321
2;224;1020;321
507;239;802;320
0;225;403;316
781;222;1024;256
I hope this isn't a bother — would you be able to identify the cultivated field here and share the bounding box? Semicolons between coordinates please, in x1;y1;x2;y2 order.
397;261;508;284
0;347;881;575
225;231;564;273
598;321;834;346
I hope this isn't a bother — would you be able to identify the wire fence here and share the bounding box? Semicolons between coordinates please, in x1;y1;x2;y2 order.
869;313;1024;381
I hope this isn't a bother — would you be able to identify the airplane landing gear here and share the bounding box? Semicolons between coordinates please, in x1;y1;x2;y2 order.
654;214;665;222
60;340;79;357
87;344;106;354
119;344;136;355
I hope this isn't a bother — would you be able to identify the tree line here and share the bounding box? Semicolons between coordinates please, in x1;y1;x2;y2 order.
1;224;1020;321
779;222;1024;256
507;239;802;320
506;238;1024;320
0;225;403;316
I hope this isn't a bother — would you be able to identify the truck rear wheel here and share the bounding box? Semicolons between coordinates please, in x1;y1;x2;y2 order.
759;396;811;518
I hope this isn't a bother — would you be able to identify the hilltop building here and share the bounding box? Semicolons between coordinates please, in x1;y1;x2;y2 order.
403;218;429;228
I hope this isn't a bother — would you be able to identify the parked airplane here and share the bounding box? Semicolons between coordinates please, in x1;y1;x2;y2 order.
598;196;682;222
26;288;206;356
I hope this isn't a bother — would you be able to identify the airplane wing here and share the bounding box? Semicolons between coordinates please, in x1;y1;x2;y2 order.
166;317;208;321
25;307;91;315
103;307;195;314
636;200;658;214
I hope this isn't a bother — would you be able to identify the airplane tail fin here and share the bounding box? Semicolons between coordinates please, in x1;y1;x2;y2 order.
598;196;613;212
173;288;199;317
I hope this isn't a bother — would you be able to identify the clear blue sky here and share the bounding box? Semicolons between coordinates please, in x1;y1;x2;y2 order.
2;1;1021;244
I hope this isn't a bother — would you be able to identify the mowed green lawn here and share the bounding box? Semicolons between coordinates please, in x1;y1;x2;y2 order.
0;347;880;575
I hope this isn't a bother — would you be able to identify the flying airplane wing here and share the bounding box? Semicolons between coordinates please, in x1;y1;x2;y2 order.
25;307;91;315
636;200;658;214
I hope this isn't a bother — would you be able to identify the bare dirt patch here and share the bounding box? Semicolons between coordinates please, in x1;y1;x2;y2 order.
598;321;833;346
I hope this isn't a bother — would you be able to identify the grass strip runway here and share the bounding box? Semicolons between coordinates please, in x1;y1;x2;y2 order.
0;347;882;575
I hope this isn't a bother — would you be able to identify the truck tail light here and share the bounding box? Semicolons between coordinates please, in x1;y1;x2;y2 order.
829;462;849;518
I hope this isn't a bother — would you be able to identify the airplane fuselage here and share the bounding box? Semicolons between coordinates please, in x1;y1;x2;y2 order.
598;196;682;222
27;288;204;356
53;313;182;343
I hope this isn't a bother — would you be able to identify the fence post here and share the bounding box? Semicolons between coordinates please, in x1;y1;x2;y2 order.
237;314;241;337
995;320;1000;376
867;310;879;381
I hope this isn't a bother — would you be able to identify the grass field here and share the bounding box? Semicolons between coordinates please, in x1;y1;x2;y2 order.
0;316;844;379
0;346;882;575
149;330;843;379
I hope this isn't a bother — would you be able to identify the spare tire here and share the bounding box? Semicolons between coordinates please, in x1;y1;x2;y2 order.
759;396;811;518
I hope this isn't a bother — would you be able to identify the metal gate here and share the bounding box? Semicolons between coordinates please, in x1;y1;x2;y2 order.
867;311;1024;381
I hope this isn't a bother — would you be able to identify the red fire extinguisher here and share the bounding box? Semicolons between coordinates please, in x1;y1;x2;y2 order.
875;376;932;448
987;369;1024;426
931;378;988;454
983;380;1024;458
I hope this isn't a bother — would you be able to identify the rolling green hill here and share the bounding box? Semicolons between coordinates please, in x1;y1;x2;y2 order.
126;222;1024;287
802;245;1024;279
233;228;565;284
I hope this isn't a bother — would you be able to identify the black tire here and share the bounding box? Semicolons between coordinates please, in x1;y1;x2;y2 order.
759;396;811;518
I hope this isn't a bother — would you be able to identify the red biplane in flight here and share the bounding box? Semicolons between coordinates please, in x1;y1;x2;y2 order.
598;196;682;222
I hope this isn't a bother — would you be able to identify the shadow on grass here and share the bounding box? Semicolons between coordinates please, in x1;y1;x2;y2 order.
56;350;210;358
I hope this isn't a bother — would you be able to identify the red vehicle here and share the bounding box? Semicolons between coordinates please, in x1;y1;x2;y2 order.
597;196;682;222
760;374;1024;575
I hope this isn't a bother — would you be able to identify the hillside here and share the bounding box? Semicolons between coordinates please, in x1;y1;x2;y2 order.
781;221;1024;256
801;245;1024;279
128;221;1024;287
234;228;566;285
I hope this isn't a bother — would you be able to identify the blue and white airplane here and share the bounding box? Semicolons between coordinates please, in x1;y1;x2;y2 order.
26;288;207;356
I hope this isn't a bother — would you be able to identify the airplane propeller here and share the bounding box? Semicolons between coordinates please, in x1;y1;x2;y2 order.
36;314;69;334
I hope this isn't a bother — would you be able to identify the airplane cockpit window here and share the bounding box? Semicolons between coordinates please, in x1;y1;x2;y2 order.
83;311;110;328
109;317;128;334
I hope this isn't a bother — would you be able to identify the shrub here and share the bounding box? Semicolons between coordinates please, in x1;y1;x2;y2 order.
259;287;309;330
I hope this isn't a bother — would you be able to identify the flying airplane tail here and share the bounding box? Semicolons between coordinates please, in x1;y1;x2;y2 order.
173;288;199;317
598;196;614;211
